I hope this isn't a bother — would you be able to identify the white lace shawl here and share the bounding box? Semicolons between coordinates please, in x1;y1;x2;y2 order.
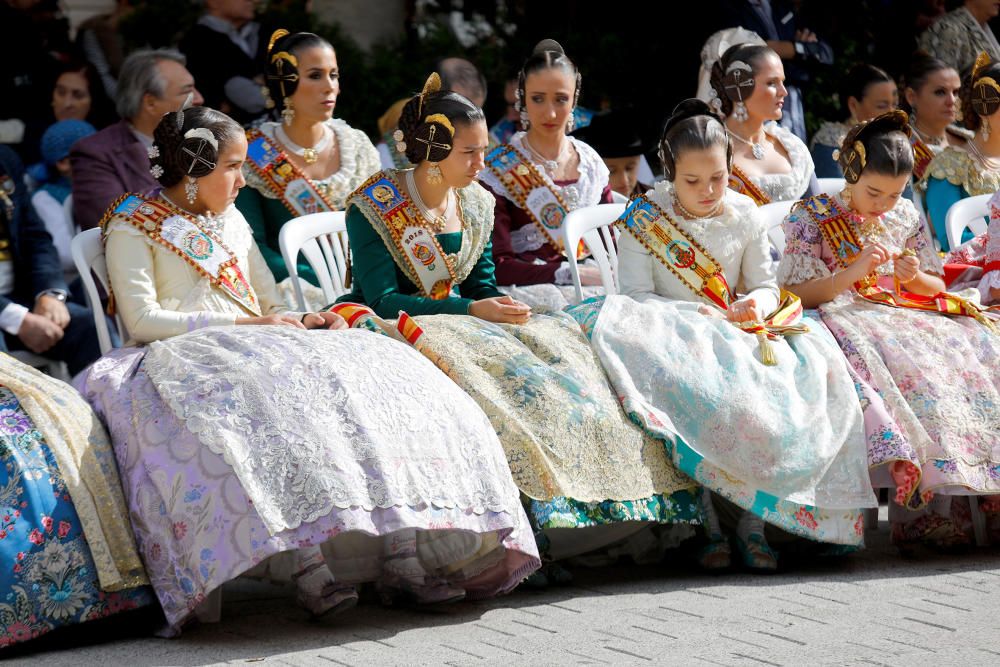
749;122;814;202
243;118;381;210
479;131;610;210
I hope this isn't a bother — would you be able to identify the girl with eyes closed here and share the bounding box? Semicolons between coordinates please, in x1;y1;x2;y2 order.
779;110;1000;551
708;43;817;206
567;100;877;572
236;30;380;302
479;39;613;310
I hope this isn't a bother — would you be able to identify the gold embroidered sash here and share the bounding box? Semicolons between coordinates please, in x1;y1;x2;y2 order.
484;143;587;259
245;129;336;216
802;194;998;331
910;135;934;183
100;193;261;316
728;165;772;206
350;173;456;299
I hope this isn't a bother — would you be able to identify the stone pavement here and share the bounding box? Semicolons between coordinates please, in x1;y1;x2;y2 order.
7;516;1000;667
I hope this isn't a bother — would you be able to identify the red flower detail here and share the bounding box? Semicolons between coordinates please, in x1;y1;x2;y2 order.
13;510;20;517
28;529;44;545
7;622;32;642
794;507;818;530
41;516;53;533
19;501;27;508
57;521;71;539
854;514;864;536
16;551;24;561
172;522;187;540
0;531;6;540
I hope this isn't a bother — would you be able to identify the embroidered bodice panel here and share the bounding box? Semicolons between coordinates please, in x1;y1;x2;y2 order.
479;131;610;212
778;195;943;288
921;145;1000;196
617;182;779;311
244;118;381;209
105;200;286;342
748;123;814;202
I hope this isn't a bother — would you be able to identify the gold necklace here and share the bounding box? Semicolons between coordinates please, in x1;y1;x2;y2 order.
910;122;945;147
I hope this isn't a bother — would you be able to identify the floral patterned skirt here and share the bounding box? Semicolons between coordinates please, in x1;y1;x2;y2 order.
0;387;151;649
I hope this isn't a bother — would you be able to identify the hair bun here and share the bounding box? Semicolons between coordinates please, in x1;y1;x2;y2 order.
533;38;565;56
838;110;911;183
664;98;720;136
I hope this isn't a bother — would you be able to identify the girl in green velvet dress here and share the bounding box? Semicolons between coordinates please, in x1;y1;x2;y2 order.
336;74;699;586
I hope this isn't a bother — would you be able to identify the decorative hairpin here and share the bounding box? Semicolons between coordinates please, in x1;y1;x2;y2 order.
418;72;442;116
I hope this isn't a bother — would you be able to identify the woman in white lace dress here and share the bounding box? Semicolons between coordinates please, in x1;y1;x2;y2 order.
235;30;380;306
76;105;539;633
779;111;1000;550
567;100;876;572
479;39;613;310
706;43;817;206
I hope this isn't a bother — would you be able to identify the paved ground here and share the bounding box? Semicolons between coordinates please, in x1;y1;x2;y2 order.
7;511;1000;667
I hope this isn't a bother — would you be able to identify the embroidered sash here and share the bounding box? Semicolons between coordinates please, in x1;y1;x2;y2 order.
245;129;336;217
802;194;998;331
728;165;771;207
100;193;261;316
484;143;587;259
616;195;808;363
910;135;934;183
352;174;457;299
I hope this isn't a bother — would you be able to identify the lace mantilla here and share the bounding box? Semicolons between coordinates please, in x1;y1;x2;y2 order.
479;131;610;210
244;118;381;210
920;145;1000;196
748;122;814;203
809;121;849;150
142;326;521;535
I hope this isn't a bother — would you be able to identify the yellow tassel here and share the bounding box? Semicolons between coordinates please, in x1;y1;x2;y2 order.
757;332;778;366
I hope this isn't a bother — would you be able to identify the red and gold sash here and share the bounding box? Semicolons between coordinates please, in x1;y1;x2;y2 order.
616;194;807;363
802;194;998;331
484;143;587;259
100;193;261;316
727;165;771;207
349;173;457;299
910;135;934;183
245;129;336;217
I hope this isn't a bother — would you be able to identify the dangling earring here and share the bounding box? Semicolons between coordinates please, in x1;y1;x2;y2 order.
733;101;749;122
185;176;199;205
262;86;275;110
982;118;991;141
282;98;295;126
426;163;443;185
954;105;962;123
566;111;575;133
516;88;529;130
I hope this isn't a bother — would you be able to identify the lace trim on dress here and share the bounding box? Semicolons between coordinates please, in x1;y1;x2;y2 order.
748;122;815;203
809;121;849;150
510;224;549;254
921;146;1000;196
243;118;381;210
778;252;831;286
479;131;610;210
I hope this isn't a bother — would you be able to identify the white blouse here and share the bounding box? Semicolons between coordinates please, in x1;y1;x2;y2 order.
748;122;814;203
618;182;780;315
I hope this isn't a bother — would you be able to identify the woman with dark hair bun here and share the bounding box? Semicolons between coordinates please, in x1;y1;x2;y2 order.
921;51;1000;251
236;30;380;303
77;103;540;630
780;110;1000;551
902;53;969;185
567;99;877;572
810;64;898;178
479;39;613;310
338;73;698;587
707;43;817;206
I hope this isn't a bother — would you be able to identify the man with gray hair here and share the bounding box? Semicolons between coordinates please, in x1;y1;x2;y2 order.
70;48;203;230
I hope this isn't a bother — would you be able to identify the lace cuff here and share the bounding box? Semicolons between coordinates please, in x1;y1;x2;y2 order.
917;241;944;276
510;224;549;254
554;261;572;285
980;270;1000;303
777;253;831;286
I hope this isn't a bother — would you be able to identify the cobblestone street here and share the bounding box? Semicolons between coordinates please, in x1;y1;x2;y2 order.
9;515;1000;666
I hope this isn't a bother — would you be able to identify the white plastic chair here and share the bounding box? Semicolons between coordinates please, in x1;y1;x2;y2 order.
758;200;795;258
944;193;990;251
817;177;846;195
610;190;629;205
563;203;627;303
278;211;349;311
72;227;128;355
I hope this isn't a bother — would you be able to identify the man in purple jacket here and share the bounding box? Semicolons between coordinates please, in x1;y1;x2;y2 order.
70;48;203;230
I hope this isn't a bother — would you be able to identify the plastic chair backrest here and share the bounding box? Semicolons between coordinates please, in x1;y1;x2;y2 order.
944;193;990;251
278;211;349;310
71;228;128;355
758;200;795;258
610;190;629;204
562;203;627;303
817;177;846;195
